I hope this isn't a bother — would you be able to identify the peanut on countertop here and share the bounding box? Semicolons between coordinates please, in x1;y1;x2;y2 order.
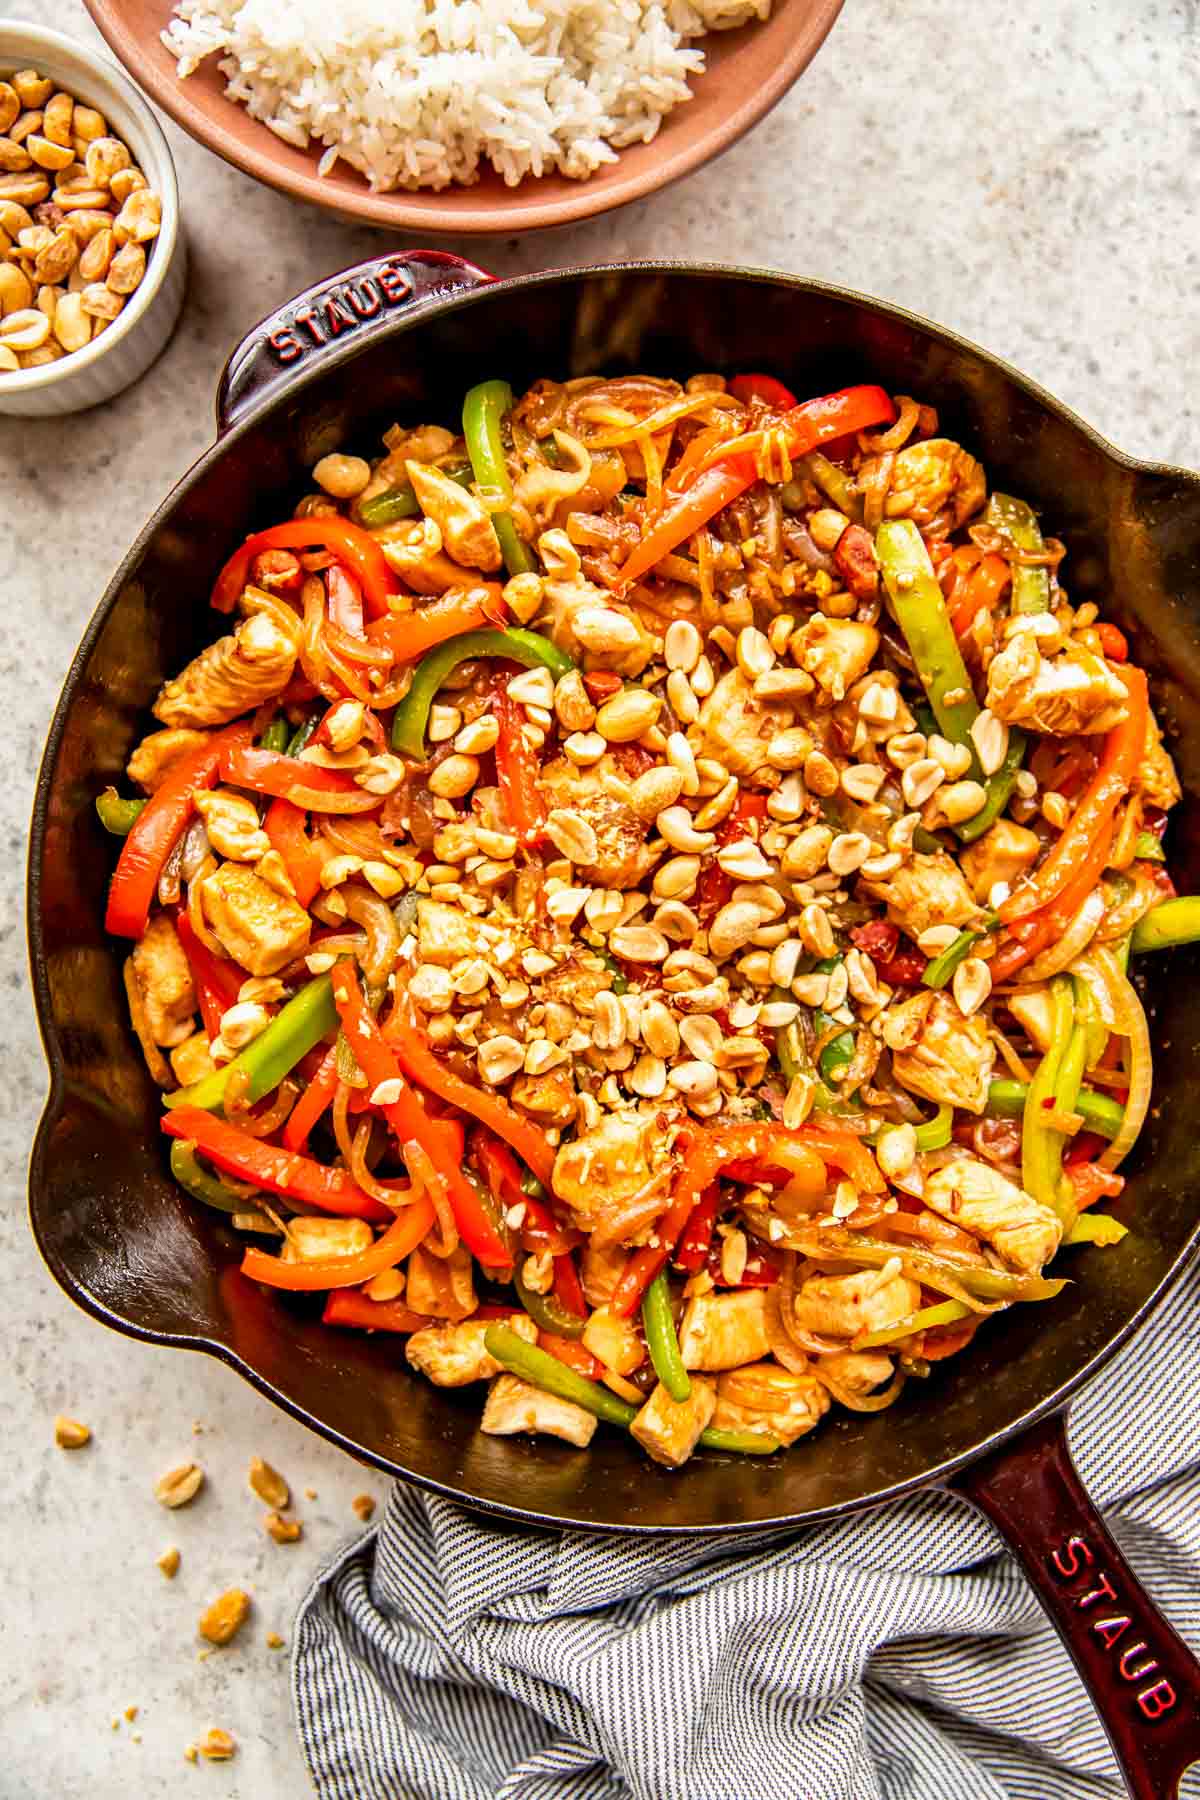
0;67;162;374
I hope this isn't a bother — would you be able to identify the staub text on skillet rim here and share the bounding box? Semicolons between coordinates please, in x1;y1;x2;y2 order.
27;258;1200;1800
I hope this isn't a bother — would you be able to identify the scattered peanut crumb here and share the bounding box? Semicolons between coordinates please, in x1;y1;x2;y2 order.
196;1649;212;1663
124;1706;138;1723
55;1415;91;1449
248;1456;290;1510
131;1733;142;1745
184;1745;198;1764
155;1462;205;1509
198;1589;251;1647
351;1494;376;1522
264;1511;302;1545
199;1728;236;1762
304;1487;317;1501
111;1718;120;1732
192;1422;204;1435
266;1632;285;1651
157;1547;181;1579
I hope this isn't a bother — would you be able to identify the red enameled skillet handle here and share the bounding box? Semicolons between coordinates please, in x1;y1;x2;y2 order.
215;250;496;434
955;1411;1200;1799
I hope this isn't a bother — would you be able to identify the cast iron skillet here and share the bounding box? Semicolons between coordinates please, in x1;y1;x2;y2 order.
27;257;1200;1796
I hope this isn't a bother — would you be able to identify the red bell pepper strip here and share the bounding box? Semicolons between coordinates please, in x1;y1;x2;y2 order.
1095;622;1129;662
326;565;365;637
364;586;505;662
728;373;799;409
614;385;895;594
282;1044;340;1152
162;1106;393;1221
1000;666;1147;924
211;517;400;620
384;1007;556;1189
539;1332;603;1379
610;1188;700;1320
222;743;365;801
794;1122;885;1193
1066;1161;1125;1210
849;920;900;962
105;722;254;939
552;1253;587;1319
331;966;512;1268
493;678;547;848
472;1131;574;1252
174;911;244;1039
322;1289;432;1334
696;793;769;922
874;948;929;988
674;1182;719;1274
263;797;326;908
241;1197;436;1292
990;815;1116;983
950;552;1010;639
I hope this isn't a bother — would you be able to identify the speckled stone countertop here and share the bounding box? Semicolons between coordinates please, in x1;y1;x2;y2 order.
6;0;1200;1793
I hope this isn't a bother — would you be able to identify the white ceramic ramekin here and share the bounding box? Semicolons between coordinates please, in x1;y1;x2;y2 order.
0;22;185;417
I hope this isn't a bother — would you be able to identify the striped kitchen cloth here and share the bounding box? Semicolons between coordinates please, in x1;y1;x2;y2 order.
294;1255;1200;1800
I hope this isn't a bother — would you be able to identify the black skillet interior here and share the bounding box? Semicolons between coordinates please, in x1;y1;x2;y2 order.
28;267;1200;1531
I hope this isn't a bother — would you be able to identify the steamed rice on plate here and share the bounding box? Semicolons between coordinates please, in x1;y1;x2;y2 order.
161;0;772;192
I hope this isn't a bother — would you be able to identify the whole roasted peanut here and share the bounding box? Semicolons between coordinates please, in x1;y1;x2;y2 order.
27;134;75;173
12;70;54;109
43;93;75;147
77;226;114;281
33;227;78;285
0;84;17;135
0;137;31;173
106;239;144;294
52;292;91;354
85;135;130;187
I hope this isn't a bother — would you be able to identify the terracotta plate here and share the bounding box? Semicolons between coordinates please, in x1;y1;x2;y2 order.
82;0;843;233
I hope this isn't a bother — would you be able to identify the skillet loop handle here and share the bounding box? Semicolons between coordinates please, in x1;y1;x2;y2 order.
215;250;496;434
956;1412;1200;1800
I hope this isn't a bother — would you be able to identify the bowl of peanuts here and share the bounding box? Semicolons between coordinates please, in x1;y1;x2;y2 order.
0;22;184;416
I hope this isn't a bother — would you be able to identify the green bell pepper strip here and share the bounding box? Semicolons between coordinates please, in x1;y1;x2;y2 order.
1020;976;1074;1215
462;381;535;578
170;1139;258;1213
484;1325;780;1453
783;1229;1066;1303
812;957;854;1085
642;1273;691;1403
913;1104;954;1152
96;788;146;836
1131;829;1165;864
520;1169;549;1200
260;716;289;753
854;1296;971;1350
390;627;574;759
164;972;338;1114
1047;977;1095;1223
986;1078;1123;1140
286;714;320;758
876;519;983;769
514;1269;586;1340
955;728;1027;844
1131;897;1200;954
1065;1213;1129;1247
985;493;1050;615
800;452;861;520
923;928;981;990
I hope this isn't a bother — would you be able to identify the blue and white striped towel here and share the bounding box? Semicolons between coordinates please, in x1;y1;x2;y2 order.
294;1257;1200;1800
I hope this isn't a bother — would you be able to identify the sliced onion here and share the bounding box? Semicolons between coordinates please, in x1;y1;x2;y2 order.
179;817;211;883
764;1285;812;1374
320;816;401;866
1097;865;1162;942
1087;945;1152;1172
1021;889;1105;982
157;831;185;906
404;1138;459;1259
227;1076;299;1138
815;1368;906;1413
860;450;895;531
860;396;919;454
285;784;382;815
590;1172;672;1250
341;882;402;992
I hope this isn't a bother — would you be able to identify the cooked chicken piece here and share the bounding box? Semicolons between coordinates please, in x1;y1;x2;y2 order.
405;1244;477;1322
792;1264;921;1340
986;619;1129;736
199;862;311;977
284;1218;374;1262
581;1305;645;1376
193;788;271;863
630;1377;716;1468
875;438;985;532
169;1030;216;1087
509;1067;578;1128
153;609;299;729
862;849;984;940
790;618;880;702
407;461;502;573
127;727;209;793
481;1373;597;1448
1135;706;1181;811
580;1237;628;1309
813;1350;894;1395
923;1159;1062;1273
693;667;796;777
375;518;470;594
883;990;995;1114
539;757;659;888
417;897;485;966
510;431;596;535
712;1363;830;1447
130;912;196;1047
405;1314;535;1387
552;1110;662;1231
959;819;1041;904
678;1290;771;1371
1007;985;1055;1055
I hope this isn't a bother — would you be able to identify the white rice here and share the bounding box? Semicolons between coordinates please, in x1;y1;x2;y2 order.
161;0;771;191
